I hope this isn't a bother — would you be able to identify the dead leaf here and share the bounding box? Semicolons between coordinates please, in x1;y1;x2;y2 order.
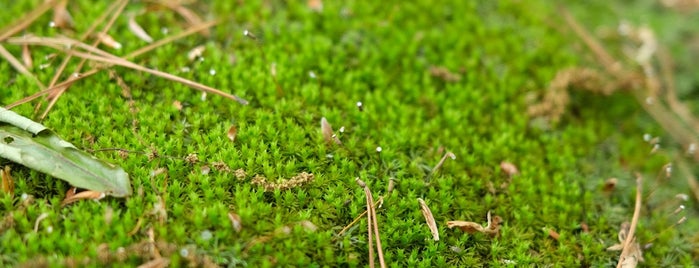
172;100;182;111
321;117;341;145
500;161;519;176
429;66;461;82
95;32;122;49
228;212;242;232
188;45;206;61
387;178;395;193
548;228;560;240
604;177;618;193
61;189;105;206
128;13;153;43
21;44;32;69
447;220;485;233
298;220;318;232
170;4;209;37
607;222;644;267
417;198;439;241
211;161;231;172
1;166;14;195
447;211;502;237
227;125;237;143
52;0;74;29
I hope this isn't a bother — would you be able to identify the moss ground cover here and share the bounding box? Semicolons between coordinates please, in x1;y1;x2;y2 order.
0;0;697;266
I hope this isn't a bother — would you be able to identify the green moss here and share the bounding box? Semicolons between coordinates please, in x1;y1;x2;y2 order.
0;0;697;266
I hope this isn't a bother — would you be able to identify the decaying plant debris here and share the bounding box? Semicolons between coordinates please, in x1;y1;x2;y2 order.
417;198;439;241
356;177;386;268
447;211;503;237
0;1;697;267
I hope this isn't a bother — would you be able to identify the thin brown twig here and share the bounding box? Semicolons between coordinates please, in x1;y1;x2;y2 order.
6;21;221;109
127;20;219;59
8;35;248;104
69;50;248;104
561;8;619;74
41;0;129;119
616;174;643;268
337;199;383;236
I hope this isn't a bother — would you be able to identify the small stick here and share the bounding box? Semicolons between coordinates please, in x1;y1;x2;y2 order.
6;21;221;110
337;198;382;236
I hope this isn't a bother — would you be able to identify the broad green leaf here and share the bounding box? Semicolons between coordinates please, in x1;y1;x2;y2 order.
0;107;131;197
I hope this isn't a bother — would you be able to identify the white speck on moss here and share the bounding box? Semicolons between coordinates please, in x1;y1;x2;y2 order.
200;230;212;241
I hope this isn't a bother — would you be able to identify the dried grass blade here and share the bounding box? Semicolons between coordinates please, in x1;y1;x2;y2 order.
67;50;249;104
1;166;14;195
128;13;153;43
127;20;219;59
21;44;32;69
61;190;105;206
321;117;341;145
52;0;74;29
6;21;219;110
417;198;439;241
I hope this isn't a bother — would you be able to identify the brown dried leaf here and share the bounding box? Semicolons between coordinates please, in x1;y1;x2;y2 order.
188;45;206;61
603;177;618;192
95;32;122;49
417;198;439;241
308;0;323;12
447;221;485;234
128;13;153;43
61;189;105;206
52;0;74;29
298;220;318;232
227;125;237;143
172;100;183;110
500;161;519;176
1;166;14;195
172;5;209;37
429;66;461;82
548;228;560;240
21;44;32;69
447;211;502;237
228;212;242;232
321;117;341;145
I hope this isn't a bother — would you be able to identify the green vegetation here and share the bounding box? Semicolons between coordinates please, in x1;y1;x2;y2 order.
1;0;697;266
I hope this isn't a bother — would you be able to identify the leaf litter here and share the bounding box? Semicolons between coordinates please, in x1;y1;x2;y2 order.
447;211;503;237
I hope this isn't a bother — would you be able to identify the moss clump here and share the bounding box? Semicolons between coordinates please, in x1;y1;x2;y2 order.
0;0;697;266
